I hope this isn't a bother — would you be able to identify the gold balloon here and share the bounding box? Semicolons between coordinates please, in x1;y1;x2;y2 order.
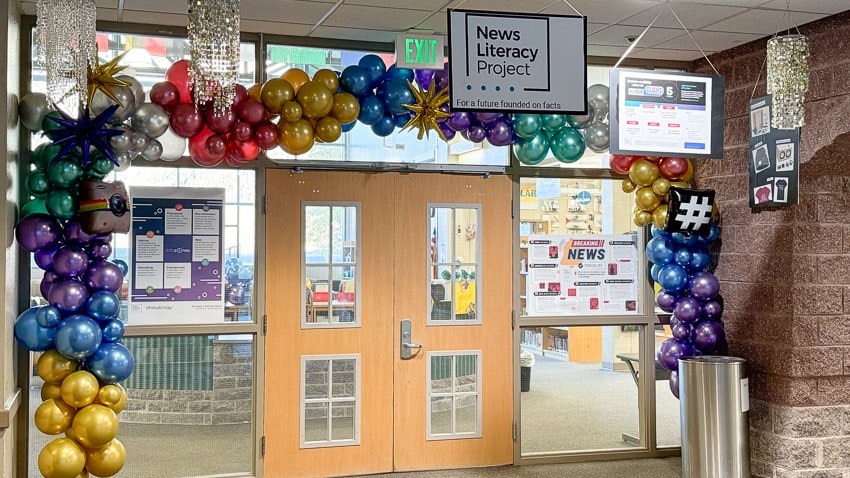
75;471;89;478
296;81;334;119
277;118;315;156
42;382;63;401
96;384;127;414
330;92;360;124
71;404;119;449
681;159;694;182
281;101;303;123
651;177;671;196
633;210;652;227
312;69;340;93
281;68;309;93
85;438;126;477
670;181;690;189
621;178;636;193
65;426;79;442
628;159;660;187
315;116;342;143
61;371;100;408
38;350;79;384
260;78;295;115
247;83;262;103
652;204;669;229
35;398;76;435
38;437;86;478
635;187;662;212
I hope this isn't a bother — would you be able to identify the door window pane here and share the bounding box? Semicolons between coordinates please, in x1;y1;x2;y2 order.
428;206;481;324
301;355;360;448
427;352;482;440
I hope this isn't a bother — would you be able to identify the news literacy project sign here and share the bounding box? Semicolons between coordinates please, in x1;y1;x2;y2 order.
447;9;586;114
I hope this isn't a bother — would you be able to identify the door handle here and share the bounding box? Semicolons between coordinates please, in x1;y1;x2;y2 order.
400;319;422;359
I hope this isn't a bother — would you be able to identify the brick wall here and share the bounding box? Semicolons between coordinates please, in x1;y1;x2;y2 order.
693;9;850;477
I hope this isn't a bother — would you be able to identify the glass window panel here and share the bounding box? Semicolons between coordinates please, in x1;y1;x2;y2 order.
456;267;477;322
304;402;330;443
455;355;478;393
430;282;452;322
430;355;453;394
305;206;331;264
430;397;453;435
238;170;255;203
331;401;356;441
454;208;478;264
331;206;355;263
428;206;481;324
430;208;454;265
304;360;329;400
656;325;681;447
455;396;478;434
331;359;356;399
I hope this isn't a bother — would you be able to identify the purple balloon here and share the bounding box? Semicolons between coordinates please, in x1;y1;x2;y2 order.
63;219;95;245
486;117;514;146
669;371;680;398
668;315;681;329
439;122;456;141
87;240;112;261
474;112;500;125
227;283;247;306
674;296;702;324
414;69;435;89
689;271;720;301
447;111;471;132
434;68;449;91
48;279;90;314
657;338;696;372
693;320;725;353
35;246;59;270
52;245;90;278
466;124;486;143
15;213;62;253
671;322;692;341
437;103;451;123
702;299;723;321
656;290;677;313
40;272;58;300
85;261;123;293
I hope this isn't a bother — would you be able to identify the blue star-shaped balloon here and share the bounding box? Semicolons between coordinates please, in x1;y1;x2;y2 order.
44;105;124;167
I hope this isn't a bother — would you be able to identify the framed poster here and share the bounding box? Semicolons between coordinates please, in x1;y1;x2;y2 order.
128;187;225;325
749;95;800;207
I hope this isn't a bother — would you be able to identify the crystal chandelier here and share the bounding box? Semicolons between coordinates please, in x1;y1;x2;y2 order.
766;32;809;129
187;0;241;113
36;0;98;109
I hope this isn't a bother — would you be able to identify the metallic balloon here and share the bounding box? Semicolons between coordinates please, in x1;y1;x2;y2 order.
113;152;132;172
37;349;79;384
587;84;610;112
91;86;136;124
116;74;145;107
584;121;610;152
60;370;100;408
41;382;62;401
54;314;103;360
19;92;52;131
96;384;127;414
130;132;149;152
567;101;595;129
109;129;132;154
86;342;135;384
157;126;187;161
38;437;86;478
132;103;170;138
141;138;163;161
70;403;119;449
85;438;126;477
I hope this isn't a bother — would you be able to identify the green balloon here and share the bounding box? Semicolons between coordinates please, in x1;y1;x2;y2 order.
47;157;84;188
45;189;78;220
26;171;51;197
20;198;49;217
539;114;567;133
550;127;586;163
31;143;62;170
511;114;541;139
513;130;549;165
41;111;64;133
89;156;114;176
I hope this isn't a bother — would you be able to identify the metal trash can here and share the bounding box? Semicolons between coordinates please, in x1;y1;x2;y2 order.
679;356;750;478
520;351;535;392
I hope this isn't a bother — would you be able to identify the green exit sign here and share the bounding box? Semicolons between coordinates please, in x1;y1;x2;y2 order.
395;34;444;70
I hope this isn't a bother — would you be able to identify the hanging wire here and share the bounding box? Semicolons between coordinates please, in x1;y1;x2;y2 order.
668;4;719;75
613;7;664;69
561;0;582;16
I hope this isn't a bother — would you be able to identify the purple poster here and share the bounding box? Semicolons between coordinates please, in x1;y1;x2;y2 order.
128;187;225;325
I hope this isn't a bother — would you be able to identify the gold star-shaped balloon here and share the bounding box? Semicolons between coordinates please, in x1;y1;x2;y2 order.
402;78;453;141
87;51;131;106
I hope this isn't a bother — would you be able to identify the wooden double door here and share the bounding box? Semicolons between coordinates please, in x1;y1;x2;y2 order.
264;171;513;477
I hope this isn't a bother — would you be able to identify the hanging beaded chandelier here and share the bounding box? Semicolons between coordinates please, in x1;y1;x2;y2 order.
766;34;809;129
187;0;241;113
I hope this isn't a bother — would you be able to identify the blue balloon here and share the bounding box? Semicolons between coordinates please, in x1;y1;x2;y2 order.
646;236;675;265
86;342;135;384
674;248;693;267
14;307;56;351
393;113;412;128
706;224;720;243
672;232;700;247
377;78;414;116
112;259;129;276
384;64;414;82
225;265;241;282
689;251;711;272
54;314;102;360
101;319;125;343
650;264;662;283
650;225;670;238
225;257;243;270
357;93;384;125
358;54;387;87
371;115;395;137
341;121;356;133
657;264;689;293
340;65;371;97
36;305;62;328
86;290;120;321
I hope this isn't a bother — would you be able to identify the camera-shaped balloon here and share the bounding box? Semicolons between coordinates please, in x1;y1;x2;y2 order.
78;180;130;235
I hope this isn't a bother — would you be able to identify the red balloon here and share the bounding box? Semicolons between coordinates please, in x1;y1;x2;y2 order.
188;127;223;167
205;134;227;157
609;154;639;175
170;104;205;138
165;60;192;105
254;122;279;150
236;99;266;125
232;121;254;141
658;157;689;180
205;108;237;135
232;84;249;108
226;136;261;163
150;82;180;112
225;155;250;168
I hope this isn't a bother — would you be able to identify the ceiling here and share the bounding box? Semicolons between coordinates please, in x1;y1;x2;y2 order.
16;0;849;61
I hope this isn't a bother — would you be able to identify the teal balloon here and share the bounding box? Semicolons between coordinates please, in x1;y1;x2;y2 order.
26;171;51;197
31;143;63;170
550;127;586;163
540;114;567;133
89;156;114;176
47;157;83;188
20;198;49;217
41;111;64;133
46;189;78;220
513;130;549;165
511;114;541;139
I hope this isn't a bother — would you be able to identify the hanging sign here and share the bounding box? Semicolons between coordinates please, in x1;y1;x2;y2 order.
128;187;225;325
609;68;725;159
525;234;638;316
749;95;799;207
395;33;444;70
447;9;587;114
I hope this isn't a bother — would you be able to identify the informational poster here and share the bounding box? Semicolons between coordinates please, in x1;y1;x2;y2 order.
447;9;586;113
749;96;800;207
526;234;638;316
128;187;225;325
610;68;725;159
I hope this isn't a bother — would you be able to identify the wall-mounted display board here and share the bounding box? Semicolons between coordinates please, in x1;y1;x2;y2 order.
748;95;800;207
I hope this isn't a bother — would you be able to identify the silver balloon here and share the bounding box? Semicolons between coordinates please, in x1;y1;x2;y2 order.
587;84;610;118
116;75;145;108
584;121;610;153
568;101;596;129
109;131;132;154
157;126;187;161
130;132;149;152
90;86;136;124
19;92;52;131
141;139;163;161
114;152;133;172
132;103;170;138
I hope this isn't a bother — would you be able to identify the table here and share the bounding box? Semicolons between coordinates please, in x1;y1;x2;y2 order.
307;301;356;323
616;352;672;444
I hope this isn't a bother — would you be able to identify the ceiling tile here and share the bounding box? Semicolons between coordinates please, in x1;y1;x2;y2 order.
757;0;850;14
653;29;764;51
620;3;747;30
703;9;826;34
121;0;184;15
240;1;338;25
416;12;449;34
96;0;119;7
323;4;432;30
444;0;561;15
310;25;398;43
242;20;313;37
673;0;766;6
121;10;187;28
588;25;687;48
629;47;711;61
344;0;447;11
586;44;631;57
541;0;664;25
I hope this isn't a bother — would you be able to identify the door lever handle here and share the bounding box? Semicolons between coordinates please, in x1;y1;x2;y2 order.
403;342;422;349
400;319;422;359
